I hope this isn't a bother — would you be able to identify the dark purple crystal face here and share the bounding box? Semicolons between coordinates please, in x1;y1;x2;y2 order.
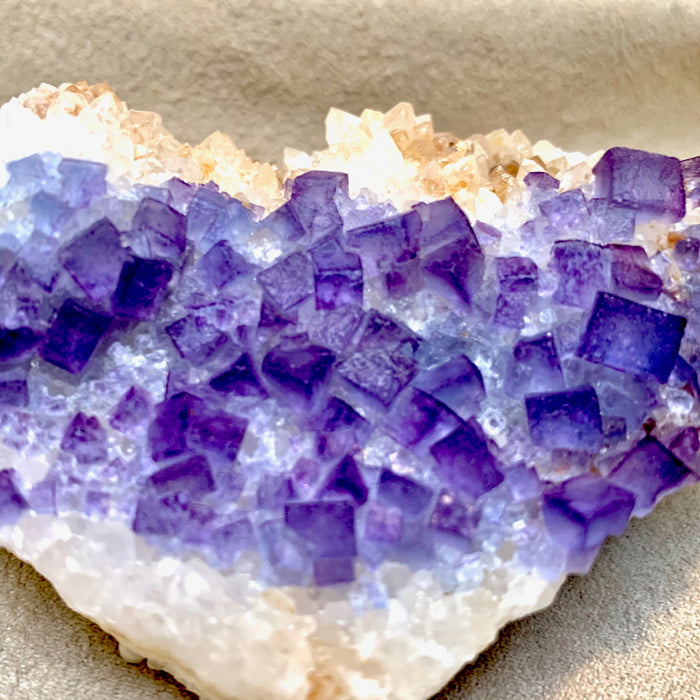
3;147;699;590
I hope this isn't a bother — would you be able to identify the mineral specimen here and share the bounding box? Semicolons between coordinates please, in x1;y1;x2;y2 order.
0;81;698;700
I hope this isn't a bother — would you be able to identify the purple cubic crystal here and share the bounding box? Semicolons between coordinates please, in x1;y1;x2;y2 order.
669;427;700;469
607;244;662;300
421;235;485;307
132;491;201;538
525;385;603;452
312;396;370;460
111;257;174;320
542;474;635;552
146;454;216;498
261;340;335;401
197;240;252;290
494;255;539;328
0;469;28;525
209;352;268;398
257;251;314;312
306;305;364;354
313;557;354;586
321;455;369;506
377;468;433;516
165;315;229;365
551;240;610;308
346;210;421;262
588;199;636;243
384;388;459;448
186;187;229;240
338;349;417;407
364;502;404;544
577;292;686;383
40;299;112;374
61;412;108;465
429;490;475;541
85;490;110;520
284;500;357;558
593;146;686;221
148;391;203;462
309;236;363;310
384;252;422;298
359;310;419;353
209;517;255;568
0;327;43;362
430;420;503;499
58;218;127;301
413;354;485;416
187;410;248;463
0;368;28;407
13;232;61;291
412;197;476;250
30;191;73;236
507;333;564;396
132;197;187;258
110;385;153;433
524;171;560;190
257;474;295;511
287;170;347;240
539;189;589;232
608;436;694;515
57;158;107;208
291;458;321;496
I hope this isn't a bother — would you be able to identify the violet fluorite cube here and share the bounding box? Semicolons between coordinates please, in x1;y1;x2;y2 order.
421;235;485;307
577;292;686;383
112;257;174;320
313;557;355;587
412;197;476;250
542;474;635;552
321;455;368;506
338;349;417;407
429;490;475;541
312;396;370;460
507;333;565;396
110;385;153;434
197;240;252;290
430;420;503;500
58;218;127;302
593;146;686;221
346;210;420;262
309;236;363;310
132;197;187;258
262;341;335;401
257;252;314;312
287;170;347;240
146;455;216;498
57;158;107;208
209;352;268;398
0;327;43;362
551;240;610;308
608;436;694;515
0;469;28;525
165;315;229;364
608;244;662;300
40;299;112;374
413;354;485;416
61;413;109;465
284;500;357;558
364;503;404;544
385;388;459;448
377;469;433;516
148;391;203;462
525;385;603;453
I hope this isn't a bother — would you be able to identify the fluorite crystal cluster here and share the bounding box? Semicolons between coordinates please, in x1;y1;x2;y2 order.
0;82;698;700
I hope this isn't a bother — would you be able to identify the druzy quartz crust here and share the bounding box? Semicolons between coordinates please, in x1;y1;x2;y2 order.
0;82;698;700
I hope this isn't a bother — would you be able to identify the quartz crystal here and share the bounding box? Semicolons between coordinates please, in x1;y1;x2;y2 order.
0;81;698;700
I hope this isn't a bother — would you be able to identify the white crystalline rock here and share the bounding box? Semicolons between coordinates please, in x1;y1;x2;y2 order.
0;83;583;700
0;514;561;700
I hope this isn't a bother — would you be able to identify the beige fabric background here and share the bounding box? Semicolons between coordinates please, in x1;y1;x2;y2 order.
0;1;699;698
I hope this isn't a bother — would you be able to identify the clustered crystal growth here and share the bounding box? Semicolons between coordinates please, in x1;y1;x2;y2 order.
0;140;697;595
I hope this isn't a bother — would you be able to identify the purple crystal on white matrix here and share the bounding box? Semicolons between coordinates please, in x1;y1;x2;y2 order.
0;140;698;594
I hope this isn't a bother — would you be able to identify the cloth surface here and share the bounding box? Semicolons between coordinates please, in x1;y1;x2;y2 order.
0;1;699;698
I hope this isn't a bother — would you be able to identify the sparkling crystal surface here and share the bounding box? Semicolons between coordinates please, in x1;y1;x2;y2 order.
0;85;698;700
